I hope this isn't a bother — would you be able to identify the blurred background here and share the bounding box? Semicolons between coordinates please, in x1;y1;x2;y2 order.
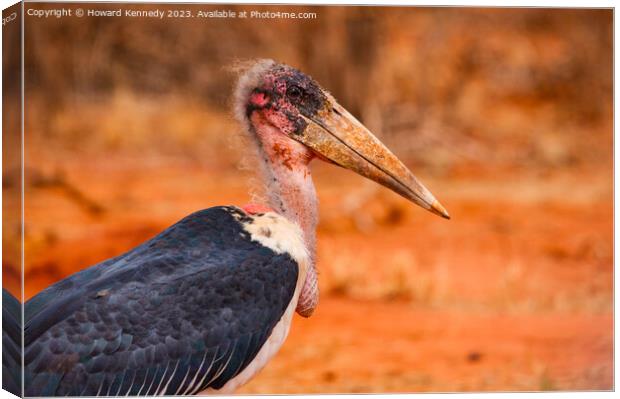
3;3;612;393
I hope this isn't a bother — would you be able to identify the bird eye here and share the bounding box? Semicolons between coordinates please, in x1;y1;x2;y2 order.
287;85;303;100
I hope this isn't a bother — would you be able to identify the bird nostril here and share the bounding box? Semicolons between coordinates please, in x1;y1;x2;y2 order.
293;117;308;135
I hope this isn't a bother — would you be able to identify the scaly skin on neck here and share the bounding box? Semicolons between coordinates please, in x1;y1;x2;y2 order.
250;113;320;317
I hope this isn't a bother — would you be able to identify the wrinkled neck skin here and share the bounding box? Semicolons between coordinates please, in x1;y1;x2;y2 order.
249;113;319;317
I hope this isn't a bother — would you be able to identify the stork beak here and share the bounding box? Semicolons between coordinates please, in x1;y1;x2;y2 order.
295;97;450;219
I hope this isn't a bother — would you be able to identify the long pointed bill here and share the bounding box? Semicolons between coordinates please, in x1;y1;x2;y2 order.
295;98;450;219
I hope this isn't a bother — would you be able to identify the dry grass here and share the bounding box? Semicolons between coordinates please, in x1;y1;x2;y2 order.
319;241;612;314
321;245;439;303
26;92;242;167
19;7;612;173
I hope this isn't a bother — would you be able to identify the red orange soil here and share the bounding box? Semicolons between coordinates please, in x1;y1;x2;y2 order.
240;298;612;393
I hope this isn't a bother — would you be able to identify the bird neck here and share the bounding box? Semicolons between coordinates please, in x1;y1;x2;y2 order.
250;113;320;317
250;114;318;255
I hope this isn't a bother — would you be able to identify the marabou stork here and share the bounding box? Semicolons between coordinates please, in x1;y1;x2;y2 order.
14;60;449;396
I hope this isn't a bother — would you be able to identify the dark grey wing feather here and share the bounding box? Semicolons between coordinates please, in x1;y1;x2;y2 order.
2;289;22;397
24;207;299;396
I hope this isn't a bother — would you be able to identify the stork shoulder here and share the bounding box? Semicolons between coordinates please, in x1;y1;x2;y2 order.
232;209;310;276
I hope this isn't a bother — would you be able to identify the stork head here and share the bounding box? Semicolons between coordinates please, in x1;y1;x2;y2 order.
235;59;450;219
